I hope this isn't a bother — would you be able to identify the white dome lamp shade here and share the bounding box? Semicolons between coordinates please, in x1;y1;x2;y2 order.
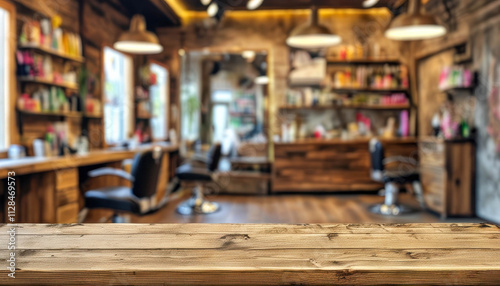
114;15;163;54
255;62;269;85
247;0;264;10
200;0;211;5
207;2;219;17
362;0;380;8
286;7;342;49
385;0;446;41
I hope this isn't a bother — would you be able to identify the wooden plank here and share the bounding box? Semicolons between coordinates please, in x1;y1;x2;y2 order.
0;223;498;285
7;233;500;250
12;223;500;235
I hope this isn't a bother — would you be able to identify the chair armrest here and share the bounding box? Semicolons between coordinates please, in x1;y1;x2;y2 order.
383;156;418;166
88;168;135;182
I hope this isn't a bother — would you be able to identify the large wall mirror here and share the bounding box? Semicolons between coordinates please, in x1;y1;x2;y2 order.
180;50;270;159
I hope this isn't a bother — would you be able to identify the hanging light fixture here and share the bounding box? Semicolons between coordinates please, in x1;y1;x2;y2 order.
286;7;342;49
254;61;269;85
385;0;446;41
247;0;264;10
200;0;211;5
362;0;379;8
207;2;219;17
114;15;163;54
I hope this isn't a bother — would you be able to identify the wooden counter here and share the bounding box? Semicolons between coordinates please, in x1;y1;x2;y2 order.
0;223;498;285
0;144;179;179
0;145;179;223
273;138;418;193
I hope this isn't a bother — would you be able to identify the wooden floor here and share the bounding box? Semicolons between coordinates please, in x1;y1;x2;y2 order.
122;192;482;224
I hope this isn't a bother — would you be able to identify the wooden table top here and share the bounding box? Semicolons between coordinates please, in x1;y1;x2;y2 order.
0;144;178;179
1;223;499;285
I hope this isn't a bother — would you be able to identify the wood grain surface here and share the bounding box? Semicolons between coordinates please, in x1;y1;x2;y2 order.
0;223;498;285
273;139;418;192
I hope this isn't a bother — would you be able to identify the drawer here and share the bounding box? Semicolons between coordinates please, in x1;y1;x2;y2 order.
419;142;445;167
55;168;78;190
56;187;79;207
56;202;79;224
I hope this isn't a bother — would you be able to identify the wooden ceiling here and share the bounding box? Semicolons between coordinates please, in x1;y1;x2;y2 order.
179;0;398;11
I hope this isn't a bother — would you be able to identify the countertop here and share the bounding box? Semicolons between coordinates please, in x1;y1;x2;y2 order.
0;143;178;179
1;223;498;285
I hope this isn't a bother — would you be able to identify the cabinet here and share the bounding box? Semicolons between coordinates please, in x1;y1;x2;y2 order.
419;139;475;218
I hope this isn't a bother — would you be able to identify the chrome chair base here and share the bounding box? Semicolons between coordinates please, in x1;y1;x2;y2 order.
369;204;416;216
177;185;220;215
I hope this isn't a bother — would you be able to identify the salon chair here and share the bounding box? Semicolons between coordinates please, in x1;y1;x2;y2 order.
174;142;222;215
83;147;164;223
369;138;425;216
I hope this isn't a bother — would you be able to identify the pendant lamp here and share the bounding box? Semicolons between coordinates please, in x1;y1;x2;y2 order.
385;0;446;41
286;7;341;49
114;15;164;54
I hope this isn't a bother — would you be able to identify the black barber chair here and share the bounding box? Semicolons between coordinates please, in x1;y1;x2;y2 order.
174;143;222;215
83;147;164;223
369;138;425;216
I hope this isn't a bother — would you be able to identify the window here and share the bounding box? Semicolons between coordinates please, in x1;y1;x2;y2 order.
0;6;10;150
103;47;133;145
211;90;232;143
149;63;169;140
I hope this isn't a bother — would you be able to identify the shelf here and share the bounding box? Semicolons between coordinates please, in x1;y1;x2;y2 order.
18;109;82;118
137;115;154;120
440;86;475;94
331;87;409;93
18;44;85;63
279;104;411;111
288;84;409;94
327;58;401;65
83;113;103;119
230;112;256;117
18;77;79;90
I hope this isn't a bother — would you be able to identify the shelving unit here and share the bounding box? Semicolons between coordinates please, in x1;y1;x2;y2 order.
18;109;83;118
285;49;415;139
327;58;401;65
18;44;85;63
330;87;409;94
280;104;411;111
16;21;85;146
440;86;476;95
83;113;103;119
137;115;155;120
18;76;79;90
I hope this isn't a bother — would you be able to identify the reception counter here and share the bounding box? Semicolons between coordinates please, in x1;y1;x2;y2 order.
273;138;418;193
0;144;179;223
1;223;498;285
